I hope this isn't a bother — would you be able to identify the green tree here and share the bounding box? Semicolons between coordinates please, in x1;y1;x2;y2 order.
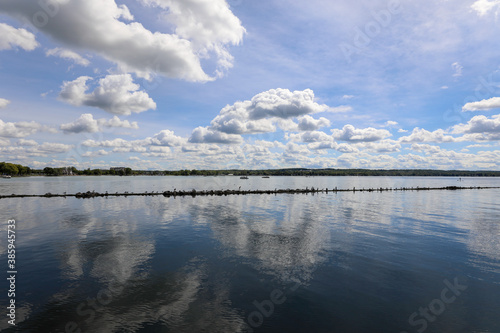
4;163;18;175
43;167;55;176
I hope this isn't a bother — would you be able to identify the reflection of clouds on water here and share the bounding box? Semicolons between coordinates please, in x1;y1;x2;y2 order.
142;193;334;284
59;258;244;333
156;264;204;326
468;216;500;275
19;199;247;332
140;193;332;285
63;246;85;279
59;199;151;281
8;186;499;331
187;194;332;284
90;235;155;285
0;198;69;254
153;260;246;333
145;196;201;228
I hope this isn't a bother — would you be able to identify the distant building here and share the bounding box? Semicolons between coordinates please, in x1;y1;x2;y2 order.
110;167;126;172
62;167;73;176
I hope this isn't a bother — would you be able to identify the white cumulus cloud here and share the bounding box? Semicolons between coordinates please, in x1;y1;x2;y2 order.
331;125;392;142
462;97;500;112
141;0;245;78
411;143;442;154
0;119;43;138
383;121;398;127
81;129;185;149
46;48;90;66
17;139;38;146
248;89;330;120
472;0;500;16
0;141;73;157
189;126;243;144
0;98;11;109
209;88;332;135
285;142;311;155
399;128;457;143
60;114;100;134
0;23;38;51
290;130;333;143
211;102;277;134
149;130;186;147
59;74;156;115
297;115;331;131
102;116;139;130
82;138;148;148
355;140;401;153
288;131;361;153
36;142;73;154
453;114;500;141
60;113;139;134
0;0;244;81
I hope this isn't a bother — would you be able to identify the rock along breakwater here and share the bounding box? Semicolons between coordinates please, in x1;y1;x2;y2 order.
0;186;499;199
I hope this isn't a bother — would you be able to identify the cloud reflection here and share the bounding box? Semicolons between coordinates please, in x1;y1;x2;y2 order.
188;194;332;284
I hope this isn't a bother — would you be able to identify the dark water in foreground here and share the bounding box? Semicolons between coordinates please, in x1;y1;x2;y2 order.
0;176;499;333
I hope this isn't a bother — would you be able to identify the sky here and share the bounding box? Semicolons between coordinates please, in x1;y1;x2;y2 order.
1;0;500;171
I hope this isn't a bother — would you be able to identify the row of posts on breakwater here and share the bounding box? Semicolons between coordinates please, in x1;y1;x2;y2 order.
1;186;499;199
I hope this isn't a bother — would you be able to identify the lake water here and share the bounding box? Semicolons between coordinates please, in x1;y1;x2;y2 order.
0;176;499;333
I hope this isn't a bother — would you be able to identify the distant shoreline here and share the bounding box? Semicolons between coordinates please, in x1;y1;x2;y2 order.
3;171;500;178
2;162;500;177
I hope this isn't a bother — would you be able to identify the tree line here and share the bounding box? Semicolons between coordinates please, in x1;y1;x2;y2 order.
2;162;500;177
0;162;31;176
39;167;133;176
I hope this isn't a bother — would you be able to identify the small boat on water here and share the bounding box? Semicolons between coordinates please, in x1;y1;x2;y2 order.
2;175;11;178
240;176;249;179
262;176;270;178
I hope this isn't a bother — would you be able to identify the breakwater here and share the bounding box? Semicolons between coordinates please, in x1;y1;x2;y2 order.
1;186;499;199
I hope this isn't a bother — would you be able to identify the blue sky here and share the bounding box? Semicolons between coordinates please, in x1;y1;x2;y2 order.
1;0;500;170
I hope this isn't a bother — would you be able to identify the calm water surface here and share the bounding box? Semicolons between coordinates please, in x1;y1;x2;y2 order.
0;176;499;332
